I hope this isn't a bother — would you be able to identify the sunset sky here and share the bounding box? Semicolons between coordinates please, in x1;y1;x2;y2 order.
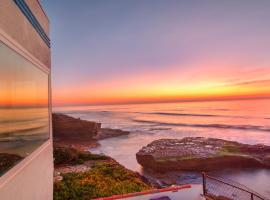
42;0;270;106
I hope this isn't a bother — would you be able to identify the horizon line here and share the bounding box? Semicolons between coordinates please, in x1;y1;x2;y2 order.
52;95;270;108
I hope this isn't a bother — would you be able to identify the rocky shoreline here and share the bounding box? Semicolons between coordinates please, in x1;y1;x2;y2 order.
53;145;155;199
52;114;155;199
136;137;270;172
52;114;270;198
53;113;130;150
96;128;130;140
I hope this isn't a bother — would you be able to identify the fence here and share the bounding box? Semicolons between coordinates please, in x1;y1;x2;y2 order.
202;173;268;200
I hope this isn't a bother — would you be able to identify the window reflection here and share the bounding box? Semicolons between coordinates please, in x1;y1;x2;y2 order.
0;42;49;176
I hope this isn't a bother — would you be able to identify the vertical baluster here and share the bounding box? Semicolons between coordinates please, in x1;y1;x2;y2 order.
202;172;206;195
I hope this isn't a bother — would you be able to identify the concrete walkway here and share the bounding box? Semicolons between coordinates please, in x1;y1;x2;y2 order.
125;184;203;200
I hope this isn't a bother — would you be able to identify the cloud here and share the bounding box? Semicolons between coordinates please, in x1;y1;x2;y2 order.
230;79;270;87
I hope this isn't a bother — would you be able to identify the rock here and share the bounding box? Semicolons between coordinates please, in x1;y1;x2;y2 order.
136;137;270;172
96;128;130;140
53;114;101;143
55;164;90;174
53;114;130;147
54;175;63;182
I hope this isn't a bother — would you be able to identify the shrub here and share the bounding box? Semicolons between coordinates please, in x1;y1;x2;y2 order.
54;146;108;166
54;161;152;200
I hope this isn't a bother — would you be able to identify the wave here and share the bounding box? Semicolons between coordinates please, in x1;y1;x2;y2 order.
132;119;270;132
0;135;48;143
205;108;231;111
56;110;115;116
58;110;249;119
0;125;47;137
148;127;172;131
147;112;217;117
0;117;47;124
142;112;249;119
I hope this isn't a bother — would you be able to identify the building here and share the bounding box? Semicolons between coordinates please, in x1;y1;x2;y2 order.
0;0;53;199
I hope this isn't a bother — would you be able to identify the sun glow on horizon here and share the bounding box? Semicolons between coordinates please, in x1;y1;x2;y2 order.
44;1;270;106
53;66;270;106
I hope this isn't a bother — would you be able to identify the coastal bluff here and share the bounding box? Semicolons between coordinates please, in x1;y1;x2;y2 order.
52;114;153;199
53;114;101;143
52;114;129;149
136;137;270;172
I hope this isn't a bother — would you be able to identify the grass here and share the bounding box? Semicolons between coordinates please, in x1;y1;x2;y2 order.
54;161;153;200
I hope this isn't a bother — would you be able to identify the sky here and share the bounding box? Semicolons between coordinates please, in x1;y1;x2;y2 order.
42;0;270;106
0;42;48;107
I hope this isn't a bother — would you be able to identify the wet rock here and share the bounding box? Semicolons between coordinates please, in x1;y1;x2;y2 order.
136;137;270;172
96;128;130;140
53;114;101;142
53;114;130;149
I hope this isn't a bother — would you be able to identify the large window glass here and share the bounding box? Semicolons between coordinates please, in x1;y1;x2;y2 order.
0;42;49;176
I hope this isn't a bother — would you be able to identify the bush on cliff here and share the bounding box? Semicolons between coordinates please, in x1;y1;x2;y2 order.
53;161;153;200
54;146;107;166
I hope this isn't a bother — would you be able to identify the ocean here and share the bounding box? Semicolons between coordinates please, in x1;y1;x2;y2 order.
0;107;49;157
54;98;270;197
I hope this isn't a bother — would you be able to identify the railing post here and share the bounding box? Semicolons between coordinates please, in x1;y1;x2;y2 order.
202;172;206;195
251;193;254;200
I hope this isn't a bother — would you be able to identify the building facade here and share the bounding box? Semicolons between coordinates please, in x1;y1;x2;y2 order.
0;0;53;199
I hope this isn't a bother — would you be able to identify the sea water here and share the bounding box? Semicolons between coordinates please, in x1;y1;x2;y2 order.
55;99;270;197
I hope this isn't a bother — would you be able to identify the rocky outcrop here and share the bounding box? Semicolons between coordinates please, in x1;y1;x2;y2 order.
97;128;130;140
136;137;270;172
53;114;101;142
53;114;130;149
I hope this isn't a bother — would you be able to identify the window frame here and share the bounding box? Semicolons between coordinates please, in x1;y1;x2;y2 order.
0;26;52;184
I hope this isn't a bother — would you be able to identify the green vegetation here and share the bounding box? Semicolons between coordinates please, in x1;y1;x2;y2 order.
54;146;108;166
222;144;241;153
218;144;241;156
54;161;153;200
178;155;196;160
53;146;153;199
157;155;195;162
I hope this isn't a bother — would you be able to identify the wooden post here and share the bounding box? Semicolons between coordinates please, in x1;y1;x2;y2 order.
251;193;254;200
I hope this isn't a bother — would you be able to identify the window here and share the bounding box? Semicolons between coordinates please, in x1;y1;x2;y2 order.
0;42;49;176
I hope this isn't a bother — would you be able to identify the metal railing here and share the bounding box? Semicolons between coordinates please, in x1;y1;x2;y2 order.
202;173;268;200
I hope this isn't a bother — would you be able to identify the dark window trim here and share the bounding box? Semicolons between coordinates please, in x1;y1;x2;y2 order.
13;0;51;48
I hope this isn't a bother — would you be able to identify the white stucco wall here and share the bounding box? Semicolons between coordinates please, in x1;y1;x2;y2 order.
0;142;53;200
0;0;51;67
0;0;53;200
